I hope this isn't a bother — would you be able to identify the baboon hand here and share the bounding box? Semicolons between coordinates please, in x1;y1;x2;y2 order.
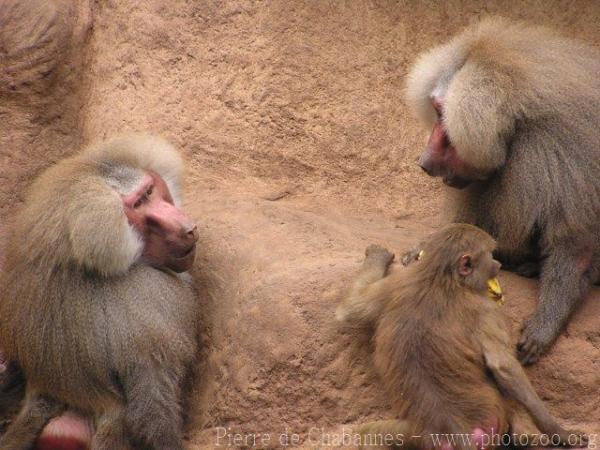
401;248;422;266
517;317;559;365
364;244;395;270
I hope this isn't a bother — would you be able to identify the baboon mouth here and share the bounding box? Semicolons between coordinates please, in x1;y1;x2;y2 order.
174;245;196;259
443;175;471;189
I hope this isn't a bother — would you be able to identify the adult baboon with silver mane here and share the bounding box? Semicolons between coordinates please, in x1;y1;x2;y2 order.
0;135;200;450
406;18;600;364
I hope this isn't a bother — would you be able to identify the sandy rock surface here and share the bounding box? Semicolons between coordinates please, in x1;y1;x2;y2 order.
0;1;598;448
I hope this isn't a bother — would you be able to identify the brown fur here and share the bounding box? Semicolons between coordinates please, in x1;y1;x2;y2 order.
405;17;600;364
337;224;586;450
0;362;25;435
0;135;199;450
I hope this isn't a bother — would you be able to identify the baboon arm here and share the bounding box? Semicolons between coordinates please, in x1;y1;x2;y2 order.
518;242;596;364
335;245;394;327
336;277;391;327
482;346;566;436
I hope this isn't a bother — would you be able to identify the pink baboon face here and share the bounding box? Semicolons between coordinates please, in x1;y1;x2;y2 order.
418;97;479;189
123;171;198;272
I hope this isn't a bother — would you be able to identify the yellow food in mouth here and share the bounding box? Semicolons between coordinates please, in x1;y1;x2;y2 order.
487;277;505;305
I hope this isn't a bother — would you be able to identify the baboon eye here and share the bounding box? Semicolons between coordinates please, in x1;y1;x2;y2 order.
133;186;154;209
431;97;443;119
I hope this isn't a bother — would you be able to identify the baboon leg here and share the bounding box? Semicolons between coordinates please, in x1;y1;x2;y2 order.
92;408;128;450
511;433;592;448
483;349;587;447
335;244;395;326
0;392;64;450
518;243;596;364
124;366;185;450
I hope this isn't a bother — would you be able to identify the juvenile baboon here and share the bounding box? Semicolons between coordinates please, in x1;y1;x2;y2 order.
336;224;587;450
405;17;600;364
0;135;200;450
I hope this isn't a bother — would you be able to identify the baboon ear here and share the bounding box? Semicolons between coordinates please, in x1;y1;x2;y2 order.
458;254;473;276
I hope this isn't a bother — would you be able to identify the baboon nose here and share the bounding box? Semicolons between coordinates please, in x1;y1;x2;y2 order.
186;225;198;242
419;163;432;175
